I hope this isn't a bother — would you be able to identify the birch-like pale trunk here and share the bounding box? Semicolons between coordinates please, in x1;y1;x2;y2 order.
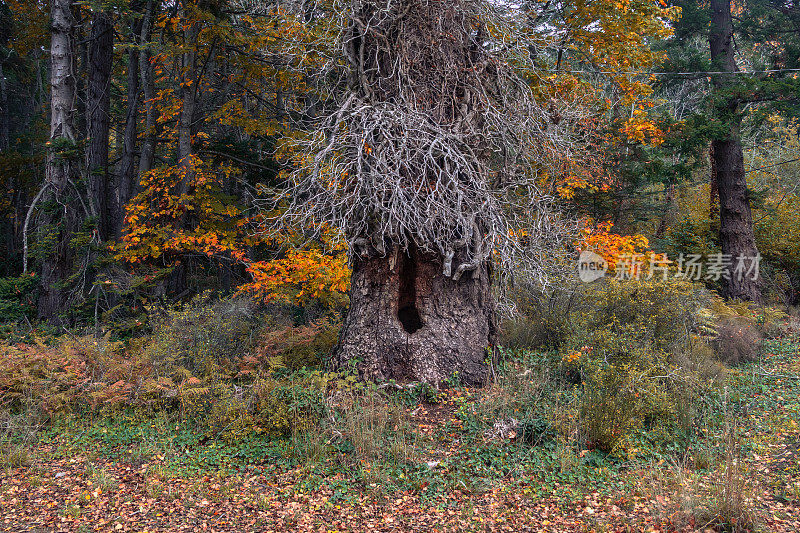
38;0;77;321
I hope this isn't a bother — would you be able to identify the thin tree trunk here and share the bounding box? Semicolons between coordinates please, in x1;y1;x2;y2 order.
709;0;761;302
87;10;114;240
655;183;674;239
116;2;144;236
39;0;77;321
177;20;199;185
137;0;157;177
0;61;9;151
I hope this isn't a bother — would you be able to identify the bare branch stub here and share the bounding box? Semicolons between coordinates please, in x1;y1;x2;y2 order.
263;0;582;294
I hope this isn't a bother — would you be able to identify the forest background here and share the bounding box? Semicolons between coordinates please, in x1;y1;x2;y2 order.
2;2;800;529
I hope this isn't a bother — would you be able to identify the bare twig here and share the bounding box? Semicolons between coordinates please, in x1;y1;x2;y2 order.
255;0;584;304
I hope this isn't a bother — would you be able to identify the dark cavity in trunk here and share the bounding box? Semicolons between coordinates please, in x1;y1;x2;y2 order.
397;249;423;334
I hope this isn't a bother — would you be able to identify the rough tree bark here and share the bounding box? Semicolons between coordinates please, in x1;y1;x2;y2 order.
87;9;114;240
137;0;157;177
709;144;719;221
116;1;144;237
325;1;515;386
284;1;567;386
0;61;9;152
39;0;77;321
336;246;497;386
709;0;762;302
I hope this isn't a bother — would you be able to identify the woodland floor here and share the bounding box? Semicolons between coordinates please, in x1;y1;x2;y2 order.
3;338;800;532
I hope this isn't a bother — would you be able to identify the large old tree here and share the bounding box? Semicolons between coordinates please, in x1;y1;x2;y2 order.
275;0;572;386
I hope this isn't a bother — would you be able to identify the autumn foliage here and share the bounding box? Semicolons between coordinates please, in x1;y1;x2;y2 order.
580;221;651;273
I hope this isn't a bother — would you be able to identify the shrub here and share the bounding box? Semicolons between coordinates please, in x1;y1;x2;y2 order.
565;278;712;453
179;371;333;442
252;371;332;437
501;314;569;352
0;273;38;322
712;319;763;366
673;339;727;386
501;282;583;350
138;294;342;439
487;277;717;455
468;353;571;446
504;275;707;354
709;297;786;340
572;277;705;353
141;292;261;382
577;330;694;453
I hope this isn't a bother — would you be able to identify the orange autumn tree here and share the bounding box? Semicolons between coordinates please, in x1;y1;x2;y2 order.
117;157;246;265
116;1;349;306
238;228;350;308
530;0;678;202
580;220;652;276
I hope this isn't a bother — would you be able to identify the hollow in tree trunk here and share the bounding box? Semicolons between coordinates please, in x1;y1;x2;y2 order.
334;246;497;387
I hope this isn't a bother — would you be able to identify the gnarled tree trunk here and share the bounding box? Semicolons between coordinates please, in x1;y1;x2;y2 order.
282;1;565;386
335;246;497;387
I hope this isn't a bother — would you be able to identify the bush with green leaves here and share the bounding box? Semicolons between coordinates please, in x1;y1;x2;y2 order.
566;278;716;454
577;331;698;454
141;292;261;382
570;277;705;353
0;273;38;322
181;369;335;442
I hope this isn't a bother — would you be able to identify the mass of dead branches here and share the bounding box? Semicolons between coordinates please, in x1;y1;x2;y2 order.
261;0;583;286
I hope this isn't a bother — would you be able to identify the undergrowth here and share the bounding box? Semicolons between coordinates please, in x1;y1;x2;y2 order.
1;282;791;530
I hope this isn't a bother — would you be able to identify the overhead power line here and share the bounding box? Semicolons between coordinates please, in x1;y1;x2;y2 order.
544;67;800;76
